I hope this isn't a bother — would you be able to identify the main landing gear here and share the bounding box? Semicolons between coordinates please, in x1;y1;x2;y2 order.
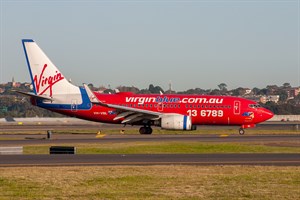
239;128;245;135
139;126;153;134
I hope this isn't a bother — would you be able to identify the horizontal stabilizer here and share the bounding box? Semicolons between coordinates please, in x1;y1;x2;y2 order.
13;90;53;101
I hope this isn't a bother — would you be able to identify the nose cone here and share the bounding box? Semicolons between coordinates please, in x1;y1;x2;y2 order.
261;108;274;121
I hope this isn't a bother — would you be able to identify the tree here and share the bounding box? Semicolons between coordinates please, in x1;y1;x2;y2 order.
88;83;97;91
148;84;164;94
231;87;244;96
266;85;278;95
283;82;291;88
117;86;139;93
257;88;268;95
209;89;221;95
278;90;288;103
139;89;151;94
218;83;227;91
103;89;114;94
252;87;260;95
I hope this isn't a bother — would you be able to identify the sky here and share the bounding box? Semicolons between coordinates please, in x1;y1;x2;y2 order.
0;0;299;91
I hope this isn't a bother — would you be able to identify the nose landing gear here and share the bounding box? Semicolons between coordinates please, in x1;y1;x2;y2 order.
239;128;245;135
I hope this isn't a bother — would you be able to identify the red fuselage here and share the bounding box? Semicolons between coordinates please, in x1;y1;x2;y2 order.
48;92;274;128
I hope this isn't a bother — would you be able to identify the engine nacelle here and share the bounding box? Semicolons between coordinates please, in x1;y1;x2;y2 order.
160;114;192;130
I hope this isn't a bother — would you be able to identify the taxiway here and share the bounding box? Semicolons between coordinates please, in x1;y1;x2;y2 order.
0;153;299;167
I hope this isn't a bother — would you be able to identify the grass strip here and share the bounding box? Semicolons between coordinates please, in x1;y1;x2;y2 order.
24;142;300;154
0;165;299;200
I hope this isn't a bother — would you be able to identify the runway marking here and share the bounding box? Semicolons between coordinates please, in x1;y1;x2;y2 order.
219;134;229;137
95;134;106;138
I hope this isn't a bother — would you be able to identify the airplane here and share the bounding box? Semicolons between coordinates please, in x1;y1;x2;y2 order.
17;39;274;135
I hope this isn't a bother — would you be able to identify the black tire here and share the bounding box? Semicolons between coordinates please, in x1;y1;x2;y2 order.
146;127;153;134
139;127;147;134
139;127;153;134
239;128;245;135
191;125;197;130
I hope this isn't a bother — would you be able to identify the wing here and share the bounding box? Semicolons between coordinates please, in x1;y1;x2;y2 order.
83;84;161;124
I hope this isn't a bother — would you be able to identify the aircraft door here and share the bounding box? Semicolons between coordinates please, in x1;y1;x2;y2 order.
157;103;164;112
71;99;78;112
233;101;241;115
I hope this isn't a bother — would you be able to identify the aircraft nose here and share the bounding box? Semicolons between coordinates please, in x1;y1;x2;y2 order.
261;108;274;121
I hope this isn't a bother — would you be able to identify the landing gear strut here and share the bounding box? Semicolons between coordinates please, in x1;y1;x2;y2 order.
139;126;153;134
239;128;245;135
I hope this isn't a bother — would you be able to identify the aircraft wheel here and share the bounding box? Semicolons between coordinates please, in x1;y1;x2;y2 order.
239;128;245;135
139;127;147;134
191;125;197;130
146;127;153;134
139;127;153;134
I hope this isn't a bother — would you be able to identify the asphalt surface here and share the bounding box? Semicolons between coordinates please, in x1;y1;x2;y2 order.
0;154;299;167
1;122;299;131
0;134;299;145
0;123;299;167
0;134;299;167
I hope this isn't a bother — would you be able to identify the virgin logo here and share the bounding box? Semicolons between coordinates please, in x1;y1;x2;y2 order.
34;64;64;97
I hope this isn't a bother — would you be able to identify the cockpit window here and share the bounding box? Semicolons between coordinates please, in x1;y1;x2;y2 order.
249;104;261;108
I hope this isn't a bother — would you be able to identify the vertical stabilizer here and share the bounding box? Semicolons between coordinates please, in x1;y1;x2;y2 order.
22;39;82;105
22;39;79;97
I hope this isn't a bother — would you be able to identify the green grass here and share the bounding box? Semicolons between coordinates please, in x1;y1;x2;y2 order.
0;177;42;199
23;142;300;154
0;166;299;199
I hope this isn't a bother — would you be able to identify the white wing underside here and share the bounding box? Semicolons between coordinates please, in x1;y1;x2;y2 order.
83;84;161;124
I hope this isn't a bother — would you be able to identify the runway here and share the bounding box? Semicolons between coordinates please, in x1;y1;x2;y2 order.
0;154;299;167
0;134;299;146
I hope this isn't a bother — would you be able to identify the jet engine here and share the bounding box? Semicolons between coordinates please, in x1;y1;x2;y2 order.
160;114;192;130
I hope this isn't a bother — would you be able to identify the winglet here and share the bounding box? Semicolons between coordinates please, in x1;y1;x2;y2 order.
83;83;103;105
